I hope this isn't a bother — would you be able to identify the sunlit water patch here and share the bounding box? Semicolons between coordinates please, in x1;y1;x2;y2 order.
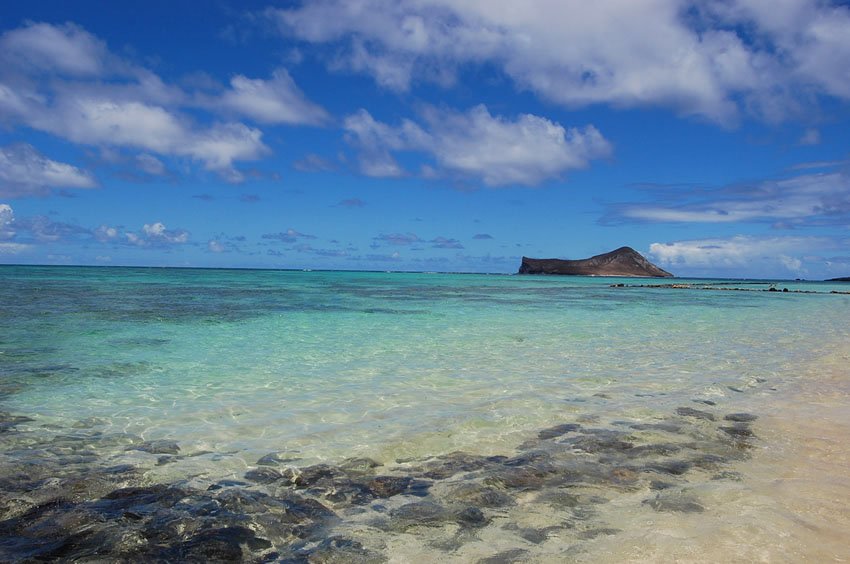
1;266;848;561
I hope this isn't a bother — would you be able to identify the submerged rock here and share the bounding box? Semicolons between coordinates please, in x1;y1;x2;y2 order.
675;407;716;421
290;536;383;563
643;492;705;513
129;439;180;455
445;483;514;508
538;423;581;440
720;424;755;438
366;476;412;498
477;548;530;564
724;413;758;422
245;467;284;484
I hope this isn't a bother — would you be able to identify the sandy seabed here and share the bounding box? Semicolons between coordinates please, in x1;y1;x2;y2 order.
582;346;850;564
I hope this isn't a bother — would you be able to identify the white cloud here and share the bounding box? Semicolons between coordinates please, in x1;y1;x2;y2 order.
270;0;850;123
208;240;226;253
126;222;189;247
0;203;14;239
136;154;166;175
0;22;107;76
0;143;97;198
620;171;850;225
0;143;96;197
0;242;31;255
94;224;119;242
648;235;831;273
344;105;611;186
262;228;317;243
0;22;325;183
218;69;329;125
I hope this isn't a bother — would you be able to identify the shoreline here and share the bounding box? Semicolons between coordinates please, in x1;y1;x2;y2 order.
580;340;850;562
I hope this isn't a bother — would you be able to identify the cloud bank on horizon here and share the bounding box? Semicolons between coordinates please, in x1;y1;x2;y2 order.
0;0;849;278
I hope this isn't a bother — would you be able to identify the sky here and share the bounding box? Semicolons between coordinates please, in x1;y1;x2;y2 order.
1;0;849;279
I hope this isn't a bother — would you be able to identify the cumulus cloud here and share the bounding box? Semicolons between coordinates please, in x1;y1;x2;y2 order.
218;69;329;125
0;143;96;197
126;222;189;247
269;0;850;123
93;225;119;242
0;22;325;182
648;235;833;274
615;170;850;226
344;105;611;186
0;22;108;76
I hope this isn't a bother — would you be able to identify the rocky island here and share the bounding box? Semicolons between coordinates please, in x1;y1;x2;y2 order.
519;246;674;277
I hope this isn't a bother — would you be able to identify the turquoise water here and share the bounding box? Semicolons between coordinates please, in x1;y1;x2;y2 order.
2;266;849;561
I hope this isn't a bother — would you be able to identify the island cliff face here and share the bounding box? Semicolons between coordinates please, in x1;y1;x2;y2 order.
519;247;674;278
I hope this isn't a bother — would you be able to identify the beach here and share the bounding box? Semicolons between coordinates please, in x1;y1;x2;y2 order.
1;266;849;561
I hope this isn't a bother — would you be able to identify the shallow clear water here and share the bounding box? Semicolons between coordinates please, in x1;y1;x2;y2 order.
1;266;849;561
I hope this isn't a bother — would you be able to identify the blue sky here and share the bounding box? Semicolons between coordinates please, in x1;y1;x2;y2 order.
1;1;849;278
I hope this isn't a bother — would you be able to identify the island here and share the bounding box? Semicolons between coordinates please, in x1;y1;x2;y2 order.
518;246;674;277
827;277;850;282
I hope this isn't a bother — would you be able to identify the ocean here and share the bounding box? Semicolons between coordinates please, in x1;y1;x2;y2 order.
1;266;849;562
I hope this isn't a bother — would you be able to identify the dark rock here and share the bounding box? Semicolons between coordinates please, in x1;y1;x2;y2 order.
629;422;684;433
446;483;514;508
277;493;337;524
175;526;271;561
455;506;488;527
130;440;180;455
649;480;674;490
286;464;340;488
388;501;449;530
689;454;726;470
417;452;494;480
477;548;530;564
720;424;755;438
538;423;581;440
536;490;580;509
292;535;380;563
626;443;682;458
693;399;717;406
724;413;758;422
565;432;634;454
366;476;411;498
338;457;382;475
245;467;284;484
646;460;691;475
485;463;557;491
675;407;716;421
712;471;744;481
207;479;248;491
512;527;557;544
257;452;298;466
577;527;621;539
518;247;673;277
